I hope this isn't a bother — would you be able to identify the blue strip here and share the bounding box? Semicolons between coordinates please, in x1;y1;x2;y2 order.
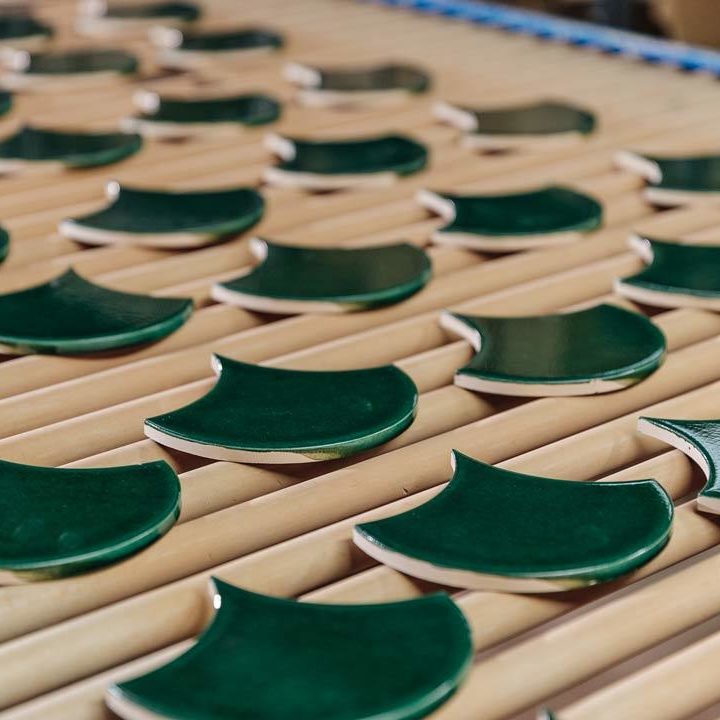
361;0;720;74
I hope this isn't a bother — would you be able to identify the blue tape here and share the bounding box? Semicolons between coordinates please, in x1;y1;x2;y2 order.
367;0;720;74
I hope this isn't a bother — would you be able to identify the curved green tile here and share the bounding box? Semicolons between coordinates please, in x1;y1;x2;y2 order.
265;133;428;189
355;452;672;592
0;16;53;46
144;355;418;463
107;579;472;720
211;238;432;313
286;61;429;104
616;151;720;206
0;125;142;170
155;26;284;67
617;235;720;309
436;99;595;148
441;304;666;396
96;1;200;21
0;226;10;264
13;48;138;76
127;91;281;138
0;458;179;583
0;91;12;117
638;416;720;514
418;186;602;252
60;184;264;249
0;268;193;354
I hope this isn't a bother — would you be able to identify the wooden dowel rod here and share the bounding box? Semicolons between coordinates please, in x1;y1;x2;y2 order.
557;618;720;720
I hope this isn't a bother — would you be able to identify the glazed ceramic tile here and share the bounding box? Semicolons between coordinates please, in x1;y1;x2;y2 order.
144;355;418;463
0;268;193;354
434;99;595;151
77;1;200;36
417;185;602;252
60;183;264;249
0;15;53;49
441;303;666;396
0;225;10;263
638;416;720;514
0;125;142;172
0;458;179;583
107;579;472;720
354;451;672;592
284;61;430;107
152;26;284;69
616;235;720;309
123;89;281;139
615;151;720;206
2;48;138;89
263;132;428;190
211;238;432;313
0;89;11;116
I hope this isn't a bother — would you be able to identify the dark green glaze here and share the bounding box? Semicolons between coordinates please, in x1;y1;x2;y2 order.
172;27;283;53
0;226;10;264
137;93;280;126
642;154;720;194
144;355;418;462
275;134;428;177
103;1;200;21
0;458;179;581
619;236;720;306
424;186;602;240
312;63;429;93
0;269;193;354
355;452;673;590
0;91;12;117
22;49;138;75
0;16;53;43
639;417;720;511
108;579;472;720
213;239;432;312
0;125;142;169
443;304;666;394
63;184;264;243
460;100;595;136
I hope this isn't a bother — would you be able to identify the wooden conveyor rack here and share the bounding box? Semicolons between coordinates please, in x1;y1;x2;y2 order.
3;1;720;718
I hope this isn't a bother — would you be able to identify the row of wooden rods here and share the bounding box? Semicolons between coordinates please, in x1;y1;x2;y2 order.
5;0;720;717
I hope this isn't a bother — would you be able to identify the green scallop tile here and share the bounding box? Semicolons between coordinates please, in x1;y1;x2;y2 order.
286;61;429;105
418;185;602;251
0;268;193;354
616;151;720;206
0;226;10;263
441;303;666;396
0;458;179;582
212;238;432;313
60;184;264;248
14;48;138;75
264;133;428;189
107;579;472;720
0;91;12;117
125;91;281;138
355;451;672;592
617;235;720;309
639;416;720;514
100;1;199;21
0;15;53;46
436;99;595;149
144;355;418;463
154;26;284;68
0;125;142;171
